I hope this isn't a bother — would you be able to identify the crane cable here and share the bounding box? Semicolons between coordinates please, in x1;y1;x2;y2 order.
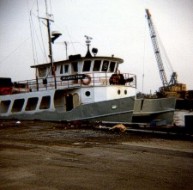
156;32;174;74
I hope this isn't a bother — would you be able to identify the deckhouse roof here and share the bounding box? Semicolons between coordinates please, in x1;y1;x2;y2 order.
31;56;123;68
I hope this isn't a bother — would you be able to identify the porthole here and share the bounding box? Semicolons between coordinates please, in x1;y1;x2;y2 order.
117;90;121;95
85;91;91;97
124;90;127;95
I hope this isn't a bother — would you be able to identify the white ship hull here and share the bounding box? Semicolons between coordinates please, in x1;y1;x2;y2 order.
0;85;136;122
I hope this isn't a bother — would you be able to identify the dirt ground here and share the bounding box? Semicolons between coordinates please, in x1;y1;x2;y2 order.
0;121;193;190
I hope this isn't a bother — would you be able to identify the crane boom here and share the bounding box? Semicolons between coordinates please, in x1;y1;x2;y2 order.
145;9;187;98
145;9;168;87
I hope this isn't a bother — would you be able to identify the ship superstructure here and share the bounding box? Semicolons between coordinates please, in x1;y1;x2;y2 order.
0;36;137;122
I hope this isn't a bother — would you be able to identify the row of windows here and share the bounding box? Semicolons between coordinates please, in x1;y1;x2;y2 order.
83;60;116;72
0;96;51;113
38;60;117;77
60;62;78;74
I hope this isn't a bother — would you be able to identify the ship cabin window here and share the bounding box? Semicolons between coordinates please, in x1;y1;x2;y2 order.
72;62;78;72
102;60;109;72
40;96;51;109
60;64;69;75
12;99;25;112
109;62;116;72
0;100;11;113
64;65;69;73
25;97;38;111
83;60;91;72
38;67;47;77
93;60;101;71
60;65;63;74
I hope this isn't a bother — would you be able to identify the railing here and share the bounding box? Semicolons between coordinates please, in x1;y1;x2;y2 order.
11;73;137;93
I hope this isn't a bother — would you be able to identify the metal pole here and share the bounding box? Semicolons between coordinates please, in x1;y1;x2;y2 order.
45;0;57;89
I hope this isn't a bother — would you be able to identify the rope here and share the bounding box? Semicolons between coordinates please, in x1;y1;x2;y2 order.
29;10;38;65
0;38;30;65
37;0;48;63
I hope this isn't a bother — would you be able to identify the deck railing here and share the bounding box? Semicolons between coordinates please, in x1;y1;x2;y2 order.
10;73;137;93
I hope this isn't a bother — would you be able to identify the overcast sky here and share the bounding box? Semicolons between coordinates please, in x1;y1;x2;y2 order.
0;0;193;93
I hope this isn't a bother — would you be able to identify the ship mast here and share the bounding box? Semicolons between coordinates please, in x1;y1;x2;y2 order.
44;0;57;89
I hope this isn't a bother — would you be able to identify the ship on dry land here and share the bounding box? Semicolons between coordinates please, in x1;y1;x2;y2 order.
0;2;136;122
0;5;177;125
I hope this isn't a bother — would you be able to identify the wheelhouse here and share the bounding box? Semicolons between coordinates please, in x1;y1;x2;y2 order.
28;55;137;92
31;56;123;78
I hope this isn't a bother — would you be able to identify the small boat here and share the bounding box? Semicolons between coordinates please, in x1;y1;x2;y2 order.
0;4;137;122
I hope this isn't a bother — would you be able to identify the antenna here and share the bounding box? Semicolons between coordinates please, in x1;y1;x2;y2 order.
84;35;93;46
84;35;93;57
51;31;62;43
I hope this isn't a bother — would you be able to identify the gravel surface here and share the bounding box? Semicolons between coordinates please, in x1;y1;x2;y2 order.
0;121;193;190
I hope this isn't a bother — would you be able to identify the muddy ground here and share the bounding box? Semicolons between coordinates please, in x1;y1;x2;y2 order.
0;121;193;190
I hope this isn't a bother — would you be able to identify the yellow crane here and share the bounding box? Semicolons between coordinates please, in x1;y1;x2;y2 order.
145;9;187;98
